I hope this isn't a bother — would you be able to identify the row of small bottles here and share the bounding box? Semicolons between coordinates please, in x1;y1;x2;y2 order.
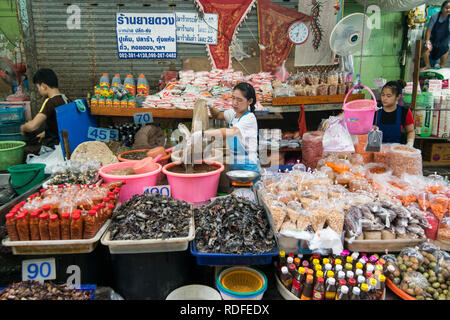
99;73;149;96
278;250;386;300
5;189;119;242
90;95;136;108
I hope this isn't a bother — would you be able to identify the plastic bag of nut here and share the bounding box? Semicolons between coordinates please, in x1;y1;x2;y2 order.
437;217;450;241
328;84;337;95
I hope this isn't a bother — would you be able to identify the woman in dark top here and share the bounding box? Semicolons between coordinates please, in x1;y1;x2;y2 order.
374;80;415;146
421;1;450;71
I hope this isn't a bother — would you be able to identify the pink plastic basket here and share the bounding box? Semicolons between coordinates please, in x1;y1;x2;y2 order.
99;162;162;203
162;161;224;203
342;85;378;135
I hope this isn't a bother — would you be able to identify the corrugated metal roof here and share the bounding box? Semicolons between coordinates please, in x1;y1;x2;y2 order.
29;0;298;99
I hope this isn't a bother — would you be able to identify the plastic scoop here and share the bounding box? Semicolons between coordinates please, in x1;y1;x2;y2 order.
132;156;160;174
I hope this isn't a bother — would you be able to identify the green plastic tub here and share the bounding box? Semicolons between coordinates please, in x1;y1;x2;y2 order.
8;163;46;195
0;141;26;171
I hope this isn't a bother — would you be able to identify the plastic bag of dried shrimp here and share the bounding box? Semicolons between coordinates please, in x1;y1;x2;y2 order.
387;144;422;177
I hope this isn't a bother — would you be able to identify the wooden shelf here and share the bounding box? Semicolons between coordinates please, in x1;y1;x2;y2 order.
422;161;450;167
90;106;193;119
272;94;365;106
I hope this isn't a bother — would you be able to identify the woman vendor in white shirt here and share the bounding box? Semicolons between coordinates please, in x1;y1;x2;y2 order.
206;82;260;176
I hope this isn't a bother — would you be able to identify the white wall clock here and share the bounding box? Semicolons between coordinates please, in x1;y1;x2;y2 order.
288;21;309;45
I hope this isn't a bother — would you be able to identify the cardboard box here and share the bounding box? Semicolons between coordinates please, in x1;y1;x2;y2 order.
423;142;450;164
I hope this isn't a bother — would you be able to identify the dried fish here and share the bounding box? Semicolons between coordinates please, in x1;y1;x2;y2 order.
194;195;276;254
108;193;192;240
0;281;92;300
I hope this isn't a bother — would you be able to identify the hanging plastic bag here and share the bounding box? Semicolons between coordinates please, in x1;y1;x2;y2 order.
365;127;383;152
323;116;355;153
275;60;290;82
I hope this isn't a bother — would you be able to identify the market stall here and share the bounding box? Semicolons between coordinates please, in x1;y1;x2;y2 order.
1;0;450;303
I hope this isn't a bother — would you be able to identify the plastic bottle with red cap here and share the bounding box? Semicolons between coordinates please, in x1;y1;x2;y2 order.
5;211;20;241
83;209;97;239
39;211;50;240
97;203;105;222
106;203;115;220
49;214;61;240
16;212;30;241
70;210;83;239
29;209;42;240
61;212;71;240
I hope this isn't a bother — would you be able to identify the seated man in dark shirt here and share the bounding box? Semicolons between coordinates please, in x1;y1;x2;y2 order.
20;68;70;151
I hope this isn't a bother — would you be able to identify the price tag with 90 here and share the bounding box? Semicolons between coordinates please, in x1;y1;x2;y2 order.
87;127;111;142
22;258;56;284
134;112;153;125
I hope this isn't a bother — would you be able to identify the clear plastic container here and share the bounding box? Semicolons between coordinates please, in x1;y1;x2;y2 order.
137;74;149;96
99;73;110;88
124;75;136;95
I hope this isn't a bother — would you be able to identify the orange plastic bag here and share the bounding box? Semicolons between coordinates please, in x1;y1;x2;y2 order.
354;134;374;164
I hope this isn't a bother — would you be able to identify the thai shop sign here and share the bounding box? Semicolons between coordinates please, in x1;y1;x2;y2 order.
116;13;176;59
175;12;218;45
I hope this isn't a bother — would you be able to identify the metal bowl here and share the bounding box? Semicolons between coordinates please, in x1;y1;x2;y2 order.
226;170;260;183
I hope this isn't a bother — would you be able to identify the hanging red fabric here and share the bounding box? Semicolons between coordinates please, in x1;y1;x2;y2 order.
194;0;256;70
257;0;311;74
298;104;307;138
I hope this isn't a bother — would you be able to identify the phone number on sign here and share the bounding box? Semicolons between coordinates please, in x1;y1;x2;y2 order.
118;52;177;59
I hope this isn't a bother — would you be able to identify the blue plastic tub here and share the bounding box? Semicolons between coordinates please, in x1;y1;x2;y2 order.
0;121;24;134
0;132;27;141
0;284;96;300
190;241;279;266
0;106;24;123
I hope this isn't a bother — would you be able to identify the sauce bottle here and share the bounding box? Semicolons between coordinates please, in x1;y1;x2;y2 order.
16;213;30;241
351;251;360;261
350;286;361;300
29;209;41;240
106;203;115;220
111;74;121;88
90;95;98;108
38;212;50;240
99;73;110;88
280;266;293;290
312;277;325;300
5;211;20;241
291;267;306;298
287;256;294;266
300;275;314;300
376;275;386;300
120;96;128;108
337;271;346;284
355;262;364;274
324;263;332;278
335;264;343;280
336;285;349;300
113;96;121;108
344;262;353;273
334;258;342;268
70;210;83;239
61;212;71;240
306;268;314;282
49;214;61;240
368;278;378;300
290;268;302;298
83;209;97;239
348;278;357;293
294;257;301;270
97;203;106;224
336;278;347;299
124;74;136;95
355;268;364;278
127;96;136;108
278;251;287;275
312;258;320;269
346;270;355;281
325;277;337;300
360;283;370;300
302;260;309;269
357;275;366;288
137;74;149;96
288;263;297;278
